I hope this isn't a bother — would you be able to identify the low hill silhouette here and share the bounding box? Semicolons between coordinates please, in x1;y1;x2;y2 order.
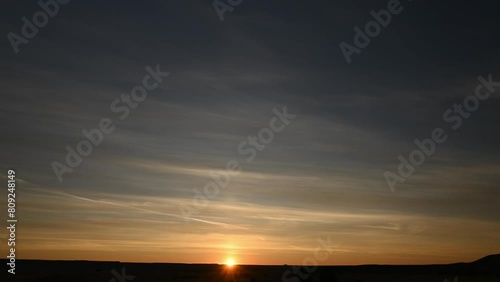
466;254;500;276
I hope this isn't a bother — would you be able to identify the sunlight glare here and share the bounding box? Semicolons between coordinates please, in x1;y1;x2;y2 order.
226;259;235;267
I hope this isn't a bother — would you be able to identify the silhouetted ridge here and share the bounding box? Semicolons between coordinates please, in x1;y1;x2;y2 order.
465;254;500;275
471;254;500;265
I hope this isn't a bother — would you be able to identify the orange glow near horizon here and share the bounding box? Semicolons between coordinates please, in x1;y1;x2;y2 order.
14;189;500;266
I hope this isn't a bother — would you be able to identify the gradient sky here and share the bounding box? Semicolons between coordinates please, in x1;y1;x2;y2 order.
1;0;500;265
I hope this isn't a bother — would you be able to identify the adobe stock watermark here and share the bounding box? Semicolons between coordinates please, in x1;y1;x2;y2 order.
179;106;296;222
7;0;71;54
384;74;499;192
110;267;135;282
339;0;412;64
51;65;170;182
281;235;336;282
212;0;244;22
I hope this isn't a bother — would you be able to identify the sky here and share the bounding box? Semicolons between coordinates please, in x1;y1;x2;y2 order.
0;0;499;265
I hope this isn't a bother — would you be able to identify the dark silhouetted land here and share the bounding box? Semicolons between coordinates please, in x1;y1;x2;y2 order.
1;254;499;282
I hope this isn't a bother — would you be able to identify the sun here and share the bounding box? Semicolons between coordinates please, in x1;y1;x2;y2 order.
225;259;235;267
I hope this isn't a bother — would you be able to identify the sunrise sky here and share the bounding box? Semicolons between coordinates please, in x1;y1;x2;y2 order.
1;0;500;265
